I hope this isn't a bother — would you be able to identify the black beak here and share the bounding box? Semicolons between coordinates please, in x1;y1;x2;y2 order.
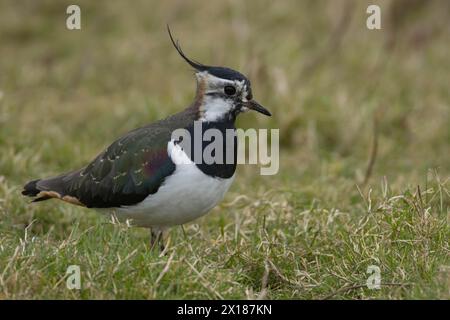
245;100;271;117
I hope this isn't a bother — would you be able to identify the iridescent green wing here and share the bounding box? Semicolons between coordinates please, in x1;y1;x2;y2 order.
63;123;176;208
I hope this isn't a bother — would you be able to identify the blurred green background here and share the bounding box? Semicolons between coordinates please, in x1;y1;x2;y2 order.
0;0;448;299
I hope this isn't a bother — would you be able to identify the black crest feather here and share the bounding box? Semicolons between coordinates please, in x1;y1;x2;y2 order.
167;24;207;72
167;25;249;83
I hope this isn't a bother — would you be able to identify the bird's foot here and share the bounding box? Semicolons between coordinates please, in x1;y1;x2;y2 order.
150;228;166;253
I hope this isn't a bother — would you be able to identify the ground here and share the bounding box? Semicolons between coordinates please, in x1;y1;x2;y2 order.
0;0;449;299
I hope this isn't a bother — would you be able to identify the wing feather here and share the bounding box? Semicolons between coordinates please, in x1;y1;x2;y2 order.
64;124;176;208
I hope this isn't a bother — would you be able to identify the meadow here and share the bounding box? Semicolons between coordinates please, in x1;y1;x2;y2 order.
0;0;448;299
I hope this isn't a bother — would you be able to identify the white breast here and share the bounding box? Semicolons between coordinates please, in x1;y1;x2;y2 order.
108;140;235;228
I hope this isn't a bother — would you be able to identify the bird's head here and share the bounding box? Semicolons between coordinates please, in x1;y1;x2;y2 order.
168;26;271;122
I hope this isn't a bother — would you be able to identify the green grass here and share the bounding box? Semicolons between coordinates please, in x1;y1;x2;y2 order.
0;1;449;299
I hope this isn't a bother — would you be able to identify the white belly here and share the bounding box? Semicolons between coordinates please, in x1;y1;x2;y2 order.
107;140;235;228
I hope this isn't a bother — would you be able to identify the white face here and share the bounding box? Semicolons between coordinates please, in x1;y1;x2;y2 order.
196;72;251;122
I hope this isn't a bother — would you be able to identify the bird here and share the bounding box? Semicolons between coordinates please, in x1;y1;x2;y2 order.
22;26;271;250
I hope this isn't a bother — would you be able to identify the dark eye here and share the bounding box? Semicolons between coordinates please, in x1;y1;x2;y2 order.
224;86;236;96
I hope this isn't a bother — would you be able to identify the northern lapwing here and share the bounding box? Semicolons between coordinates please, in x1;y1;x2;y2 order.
22;27;271;250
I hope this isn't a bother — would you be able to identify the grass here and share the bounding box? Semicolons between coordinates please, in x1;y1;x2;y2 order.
0;0;449;299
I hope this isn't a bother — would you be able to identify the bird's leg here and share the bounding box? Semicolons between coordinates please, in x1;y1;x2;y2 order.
150;228;165;252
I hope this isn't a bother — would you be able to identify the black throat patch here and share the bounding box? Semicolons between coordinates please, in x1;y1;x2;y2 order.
183;120;237;179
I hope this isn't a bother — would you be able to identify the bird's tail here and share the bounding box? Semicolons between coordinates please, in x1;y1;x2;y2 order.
22;173;73;203
22;178;61;202
22;179;47;202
